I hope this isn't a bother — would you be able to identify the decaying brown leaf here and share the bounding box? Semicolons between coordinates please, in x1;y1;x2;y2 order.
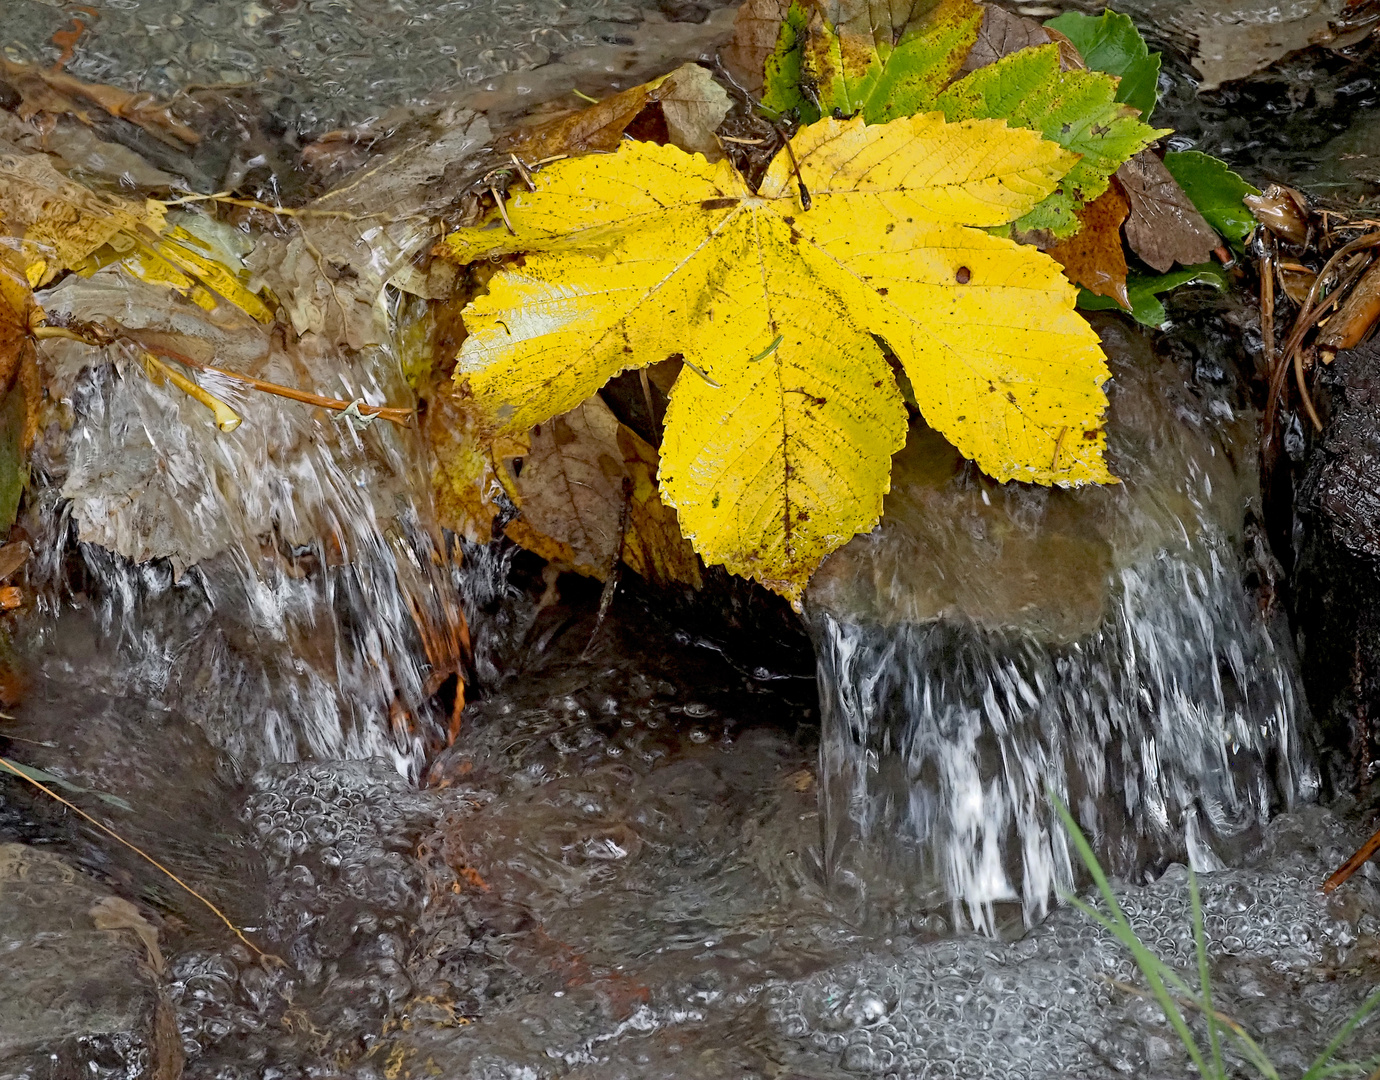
1047;185;1131;308
1118;151;1218;273
502;397;700;588
721;0;792;92
0;57;200;148
1245;183;1310;245
958;3;1051;74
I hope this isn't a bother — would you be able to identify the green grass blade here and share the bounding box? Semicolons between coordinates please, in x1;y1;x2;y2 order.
1303;985;1380;1080
1051;795;1213;1078
1190;868;1225;1079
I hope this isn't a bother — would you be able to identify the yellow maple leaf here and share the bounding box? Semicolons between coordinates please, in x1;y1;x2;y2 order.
444;113;1113;604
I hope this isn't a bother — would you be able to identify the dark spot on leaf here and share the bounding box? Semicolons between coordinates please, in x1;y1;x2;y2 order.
876;287;888;296
797;510;810;522
1061;123;1072;135
712;493;720;508
885;223;895;234
1083;429;1099;441
783;216;795;225
1006;391;1017;404
955;266;971;284
700;197;739;211
874;380;883;387
956;415;965;422
1091;122;1111;137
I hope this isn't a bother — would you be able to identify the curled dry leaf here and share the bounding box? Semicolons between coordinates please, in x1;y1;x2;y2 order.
503;397;700;588
656;65;732;161
1118;151;1218;273
1245;183;1310;245
1047;185;1131;308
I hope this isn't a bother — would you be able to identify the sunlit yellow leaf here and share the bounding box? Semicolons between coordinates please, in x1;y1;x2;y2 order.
444;114;1114;602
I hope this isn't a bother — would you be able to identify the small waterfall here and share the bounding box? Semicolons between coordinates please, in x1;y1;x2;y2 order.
24;269;465;775
808;318;1318;933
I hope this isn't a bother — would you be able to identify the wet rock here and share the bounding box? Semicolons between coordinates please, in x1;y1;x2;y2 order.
1293;340;1380;784
807;315;1311;928
0;843;170;1078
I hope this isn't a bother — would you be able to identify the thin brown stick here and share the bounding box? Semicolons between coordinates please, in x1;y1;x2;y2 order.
1265;232;1380;444
159;190;397;222
1324;822;1380;894
129;336;413;426
0;756;278;962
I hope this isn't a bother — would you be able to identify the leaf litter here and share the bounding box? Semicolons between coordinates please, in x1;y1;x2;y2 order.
0;0;1279;605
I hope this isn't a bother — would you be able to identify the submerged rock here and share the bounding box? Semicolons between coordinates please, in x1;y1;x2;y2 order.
807;315;1313;931
0;843;176;1078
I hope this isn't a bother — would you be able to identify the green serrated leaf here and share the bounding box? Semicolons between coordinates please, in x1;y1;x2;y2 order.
0;757;136;812
794;0;983;124
1077;263;1228;327
935;44;1163;238
1162;150;1262;247
1044;9;1160;120
761;0;814;121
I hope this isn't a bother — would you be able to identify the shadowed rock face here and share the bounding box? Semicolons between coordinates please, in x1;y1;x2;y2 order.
1293;342;1380;785
0;844;161;1073
806;316;1313;931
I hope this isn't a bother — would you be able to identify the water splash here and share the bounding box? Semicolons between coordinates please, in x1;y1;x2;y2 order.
808;318;1318;933
25;272;464;775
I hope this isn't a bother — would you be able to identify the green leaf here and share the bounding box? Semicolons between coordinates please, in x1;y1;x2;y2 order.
1044;10;1161;120
796;0;984;124
1162;150;1261;247
1078;263;1228;326
0;382;26;533
761;0;814;122
0;757;135;812
934;44;1164;237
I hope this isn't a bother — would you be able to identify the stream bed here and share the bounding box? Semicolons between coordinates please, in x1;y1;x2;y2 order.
2;0;1380;1078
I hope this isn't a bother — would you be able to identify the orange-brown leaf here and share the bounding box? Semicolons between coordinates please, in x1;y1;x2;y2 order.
1047;186;1131;309
721;0;792;93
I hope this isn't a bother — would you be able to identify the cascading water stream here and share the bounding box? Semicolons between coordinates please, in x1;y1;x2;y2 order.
23;271;464;775
807;315;1319;933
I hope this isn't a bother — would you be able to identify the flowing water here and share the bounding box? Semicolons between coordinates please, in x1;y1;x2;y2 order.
2;2;1380;1078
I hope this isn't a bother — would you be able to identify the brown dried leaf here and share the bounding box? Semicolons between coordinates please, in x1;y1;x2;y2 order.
1047;185;1131;308
616;424;702;589
0;57;199;147
722;0;792;93
958;3;1051;74
1118;151;1218;273
498;65;725;164
504;397;699;587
